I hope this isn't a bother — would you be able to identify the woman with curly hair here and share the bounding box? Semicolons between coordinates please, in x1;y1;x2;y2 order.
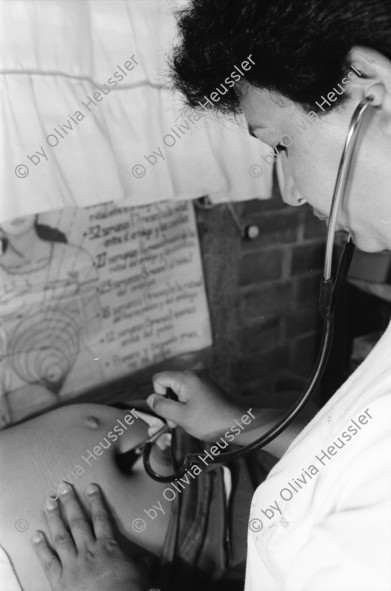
31;1;391;590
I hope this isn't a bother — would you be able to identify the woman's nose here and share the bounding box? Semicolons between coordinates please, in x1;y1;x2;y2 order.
276;153;307;207
283;191;307;207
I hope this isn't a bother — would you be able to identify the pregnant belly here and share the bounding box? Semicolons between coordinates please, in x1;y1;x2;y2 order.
0;403;173;591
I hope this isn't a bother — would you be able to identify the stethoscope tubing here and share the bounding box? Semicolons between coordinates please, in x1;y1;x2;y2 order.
144;97;374;483
324;98;373;280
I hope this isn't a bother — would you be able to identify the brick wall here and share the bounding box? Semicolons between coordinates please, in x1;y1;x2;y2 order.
196;181;327;402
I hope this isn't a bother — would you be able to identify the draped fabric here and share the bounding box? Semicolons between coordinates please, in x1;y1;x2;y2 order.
0;0;273;223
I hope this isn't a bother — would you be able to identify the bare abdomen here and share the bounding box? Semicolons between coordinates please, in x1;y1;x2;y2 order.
0;403;172;591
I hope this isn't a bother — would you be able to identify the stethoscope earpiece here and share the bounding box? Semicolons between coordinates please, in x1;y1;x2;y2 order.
365;84;386;107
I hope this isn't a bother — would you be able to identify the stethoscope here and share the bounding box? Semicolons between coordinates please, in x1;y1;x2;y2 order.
118;92;380;483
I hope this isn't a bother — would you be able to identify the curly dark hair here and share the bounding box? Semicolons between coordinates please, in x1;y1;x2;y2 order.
170;0;391;114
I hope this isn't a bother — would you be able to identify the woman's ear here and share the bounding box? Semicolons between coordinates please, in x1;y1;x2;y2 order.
346;46;391;129
347;46;391;81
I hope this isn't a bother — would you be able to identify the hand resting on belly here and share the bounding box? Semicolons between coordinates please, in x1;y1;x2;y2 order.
0;403;173;591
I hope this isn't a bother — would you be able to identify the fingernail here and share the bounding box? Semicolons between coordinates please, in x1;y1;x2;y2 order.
44;497;57;511
57;481;71;495
156;433;172;450
85;483;99;496
32;531;44;544
146;395;156;408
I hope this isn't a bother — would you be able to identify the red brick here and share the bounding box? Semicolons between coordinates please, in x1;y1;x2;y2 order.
304;208;328;240
239;249;283;286
241;195;286;216
241;282;293;324
242;209;301;248
295;275;322;304
291;242;325;275
284;306;321;338
241;316;282;353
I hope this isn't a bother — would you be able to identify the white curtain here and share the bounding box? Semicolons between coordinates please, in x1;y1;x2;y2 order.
0;0;273;223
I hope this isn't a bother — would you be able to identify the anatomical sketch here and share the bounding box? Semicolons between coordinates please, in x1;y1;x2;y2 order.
0;214;103;427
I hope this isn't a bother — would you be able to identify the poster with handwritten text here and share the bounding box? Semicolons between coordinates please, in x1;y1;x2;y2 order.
0;200;212;427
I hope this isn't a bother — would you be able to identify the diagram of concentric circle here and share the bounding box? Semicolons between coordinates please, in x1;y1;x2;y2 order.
8;308;80;392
